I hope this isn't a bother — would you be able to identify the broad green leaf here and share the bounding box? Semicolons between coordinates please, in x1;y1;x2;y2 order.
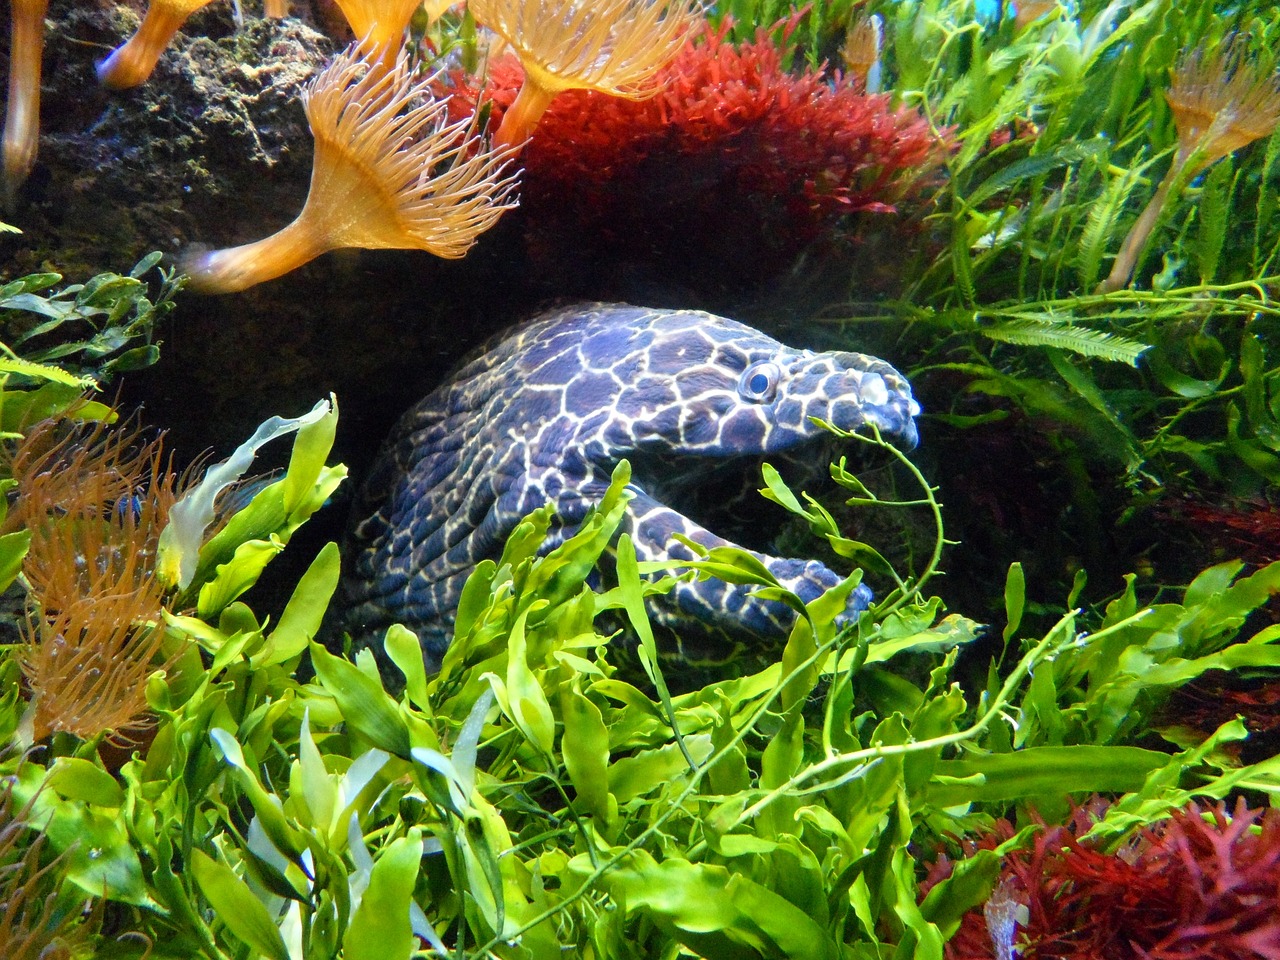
46;757;123;807
210;729;308;859
966;138;1108;208
310;642;411;757
0;529;31;593
927;745;1170;806
608;736;713;803
345;832;422;960
759;462;813;519
158;396;334;591
191;850;289;960
283;395;339;515
386;624;430;709
1002;562;1024;646
506;605;556;755
197;538;283;620
583;850;839;960
297;709;336;831
560;681;613;823
15;765;151;906
258;541;340;666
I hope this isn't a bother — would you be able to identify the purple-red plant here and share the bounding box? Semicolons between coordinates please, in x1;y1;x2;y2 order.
445;21;946;285
943;799;1280;960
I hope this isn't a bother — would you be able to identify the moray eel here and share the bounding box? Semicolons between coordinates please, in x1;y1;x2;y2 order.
344;303;920;665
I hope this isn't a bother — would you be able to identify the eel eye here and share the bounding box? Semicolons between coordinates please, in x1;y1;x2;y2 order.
738;361;780;402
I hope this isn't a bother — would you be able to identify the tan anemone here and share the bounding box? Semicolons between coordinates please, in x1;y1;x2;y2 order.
468;0;702;150
96;0;218;89
183;44;519;293
1099;39;1280;293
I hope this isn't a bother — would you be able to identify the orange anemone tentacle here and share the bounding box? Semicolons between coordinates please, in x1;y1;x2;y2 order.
184;214;328;293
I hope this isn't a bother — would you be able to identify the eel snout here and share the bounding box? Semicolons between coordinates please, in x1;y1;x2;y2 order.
825;352;921;450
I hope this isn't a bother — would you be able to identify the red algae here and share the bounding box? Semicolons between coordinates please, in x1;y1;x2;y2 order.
941;799;1280;960
443;21;946;284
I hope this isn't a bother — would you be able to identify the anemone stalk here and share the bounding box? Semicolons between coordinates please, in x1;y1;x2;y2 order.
3;0;49;199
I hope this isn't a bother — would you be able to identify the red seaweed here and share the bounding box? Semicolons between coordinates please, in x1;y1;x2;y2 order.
441;21;947;287
943;800;1280;960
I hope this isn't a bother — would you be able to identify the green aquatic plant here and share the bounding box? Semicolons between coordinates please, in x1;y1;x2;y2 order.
785;0;1280;603
0;252;178;388
2;409;1276;958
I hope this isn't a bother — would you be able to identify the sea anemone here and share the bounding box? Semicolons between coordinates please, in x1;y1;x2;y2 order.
7;415;186;743
96;0;219;89
467;0;702;150
2;0;49;199
1099;38;1280;293
183;44;519;294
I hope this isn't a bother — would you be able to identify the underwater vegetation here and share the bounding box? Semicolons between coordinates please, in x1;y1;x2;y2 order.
1;0;1280;958
940;798;1280;959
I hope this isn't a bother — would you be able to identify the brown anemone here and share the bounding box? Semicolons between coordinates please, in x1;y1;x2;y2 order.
8;415;186;743
183;44;519;293
468;0;702;150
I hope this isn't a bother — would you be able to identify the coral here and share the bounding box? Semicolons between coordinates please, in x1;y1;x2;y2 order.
183;44;519;293
6;415;186;742
943;799;1280;960
468;0;702;149
443;20;942;290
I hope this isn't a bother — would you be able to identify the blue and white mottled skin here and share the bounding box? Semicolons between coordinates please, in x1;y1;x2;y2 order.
345;303;920;665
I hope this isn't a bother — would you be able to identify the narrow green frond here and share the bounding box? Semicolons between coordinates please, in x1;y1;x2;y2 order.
968;139;1109;210
982;318;1150;365
1076;167;1140;292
